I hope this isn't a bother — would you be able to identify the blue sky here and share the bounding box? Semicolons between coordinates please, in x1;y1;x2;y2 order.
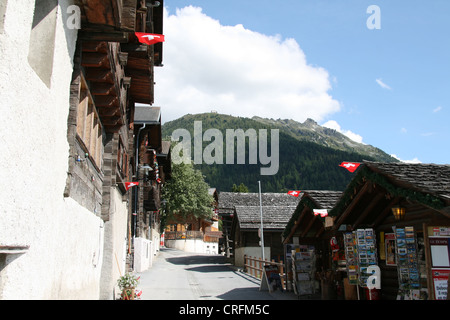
155;1;450;164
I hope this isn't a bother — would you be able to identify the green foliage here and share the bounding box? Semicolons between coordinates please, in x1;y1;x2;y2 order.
232;183;249;193
162;161;213;221
162;113;397;192
117;273;140;289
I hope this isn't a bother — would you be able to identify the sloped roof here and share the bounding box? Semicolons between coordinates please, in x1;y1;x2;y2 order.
219;192;301;209
134;106;161;124
235;206;297;230
364;161;450;200
282;191;343;240
302;190;343;209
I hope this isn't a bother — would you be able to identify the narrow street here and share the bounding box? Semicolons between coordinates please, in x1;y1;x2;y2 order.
136;248;297;300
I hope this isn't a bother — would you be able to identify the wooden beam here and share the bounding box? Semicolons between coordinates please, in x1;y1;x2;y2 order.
351;192;384;230
91;83;116;95
94;95;119;107
98;107;120;117
121;43;150;52
85;68;114;83
81;52;109;68
371;197;399;228
284;206;308;243
301;214;319;238
79;31;129;43
333;182;370;230
82;41;108;53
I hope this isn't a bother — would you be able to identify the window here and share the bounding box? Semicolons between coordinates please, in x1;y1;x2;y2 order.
117;137;129;180
76;79;103;169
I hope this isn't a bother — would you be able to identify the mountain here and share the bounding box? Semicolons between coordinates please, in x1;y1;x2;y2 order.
161;113;398;193
252;116;395;162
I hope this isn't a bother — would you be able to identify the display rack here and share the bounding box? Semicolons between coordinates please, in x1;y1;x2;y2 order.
291;245;315;296
394;226;421;299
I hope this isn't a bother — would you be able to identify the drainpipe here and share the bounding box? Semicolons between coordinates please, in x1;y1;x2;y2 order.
133;123;146;238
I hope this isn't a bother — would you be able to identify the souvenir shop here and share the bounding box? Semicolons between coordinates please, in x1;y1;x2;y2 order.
328;162;450;300
282;191;343;299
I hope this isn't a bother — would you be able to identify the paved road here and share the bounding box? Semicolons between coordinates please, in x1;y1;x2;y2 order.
136;247;297;300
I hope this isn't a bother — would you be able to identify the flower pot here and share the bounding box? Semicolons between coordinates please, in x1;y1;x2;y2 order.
121;288;136;300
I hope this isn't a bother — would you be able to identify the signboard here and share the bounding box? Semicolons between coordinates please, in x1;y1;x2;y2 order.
429;237;450;268
432;269;450;300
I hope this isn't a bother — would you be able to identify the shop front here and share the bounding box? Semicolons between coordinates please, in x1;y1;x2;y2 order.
329;161;450;300
282;190;343;299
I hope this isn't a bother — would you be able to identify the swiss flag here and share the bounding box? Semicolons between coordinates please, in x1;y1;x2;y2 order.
339;162;361;173
287;190;301;197
313;209;328;217
125;182;139;191
135;32;165;45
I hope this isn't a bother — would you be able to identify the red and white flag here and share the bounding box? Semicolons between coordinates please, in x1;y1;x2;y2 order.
125;182;139;191
287;190;301;197
135;32;165;45
339;162;361;173
313;209;328;217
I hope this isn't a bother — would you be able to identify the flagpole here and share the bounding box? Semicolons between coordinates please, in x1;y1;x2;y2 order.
258;181;265;262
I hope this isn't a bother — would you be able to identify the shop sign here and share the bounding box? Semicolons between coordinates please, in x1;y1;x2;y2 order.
432;269;449;300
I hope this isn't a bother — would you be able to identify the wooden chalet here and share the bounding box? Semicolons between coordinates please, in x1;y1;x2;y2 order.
282;191;343;298
219;192;300;266
133;106;170;240
64;0;166;294
328;161;450;300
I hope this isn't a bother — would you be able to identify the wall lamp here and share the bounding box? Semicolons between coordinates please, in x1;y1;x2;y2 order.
391;205;406;221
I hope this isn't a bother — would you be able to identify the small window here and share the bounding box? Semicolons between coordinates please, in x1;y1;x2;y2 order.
117;137;129;180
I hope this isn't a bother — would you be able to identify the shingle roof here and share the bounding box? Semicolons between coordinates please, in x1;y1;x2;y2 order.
134;106;161;124
364;161;450;200
234;206;297;230
302;190;343;209
282;191;343;240
219;192;301;209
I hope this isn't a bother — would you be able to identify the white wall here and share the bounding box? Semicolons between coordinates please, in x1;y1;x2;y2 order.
234;247;271;268
100;187;129;299
0;1;105;299
165;239;219;255
134;238;153;273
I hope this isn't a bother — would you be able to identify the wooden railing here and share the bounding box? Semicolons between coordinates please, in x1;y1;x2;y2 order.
165;231;221;242
244;255;286;290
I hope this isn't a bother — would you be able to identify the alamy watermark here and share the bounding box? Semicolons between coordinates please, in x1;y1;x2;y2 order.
65;4;381;31
66;5;81;30
171;121;279;176
367;5;381;30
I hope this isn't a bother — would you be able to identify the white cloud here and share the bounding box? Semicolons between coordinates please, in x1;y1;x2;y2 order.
433;106;442;113
391;154;422;164
155;6;340;123
375;78;392;90
322;120;364;144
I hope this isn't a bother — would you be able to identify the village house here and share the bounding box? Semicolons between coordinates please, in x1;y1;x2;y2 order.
164;188;221;254
218;192;300;267
132;106;172;272
0;0;166;299
281;190;343;298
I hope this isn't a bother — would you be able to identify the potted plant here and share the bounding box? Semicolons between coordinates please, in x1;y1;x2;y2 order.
117;273;140;300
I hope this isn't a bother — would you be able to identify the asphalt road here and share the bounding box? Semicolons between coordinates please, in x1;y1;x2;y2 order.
136;247;297;300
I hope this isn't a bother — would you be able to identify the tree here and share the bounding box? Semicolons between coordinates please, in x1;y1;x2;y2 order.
162;161;213;224
231;183;249;193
